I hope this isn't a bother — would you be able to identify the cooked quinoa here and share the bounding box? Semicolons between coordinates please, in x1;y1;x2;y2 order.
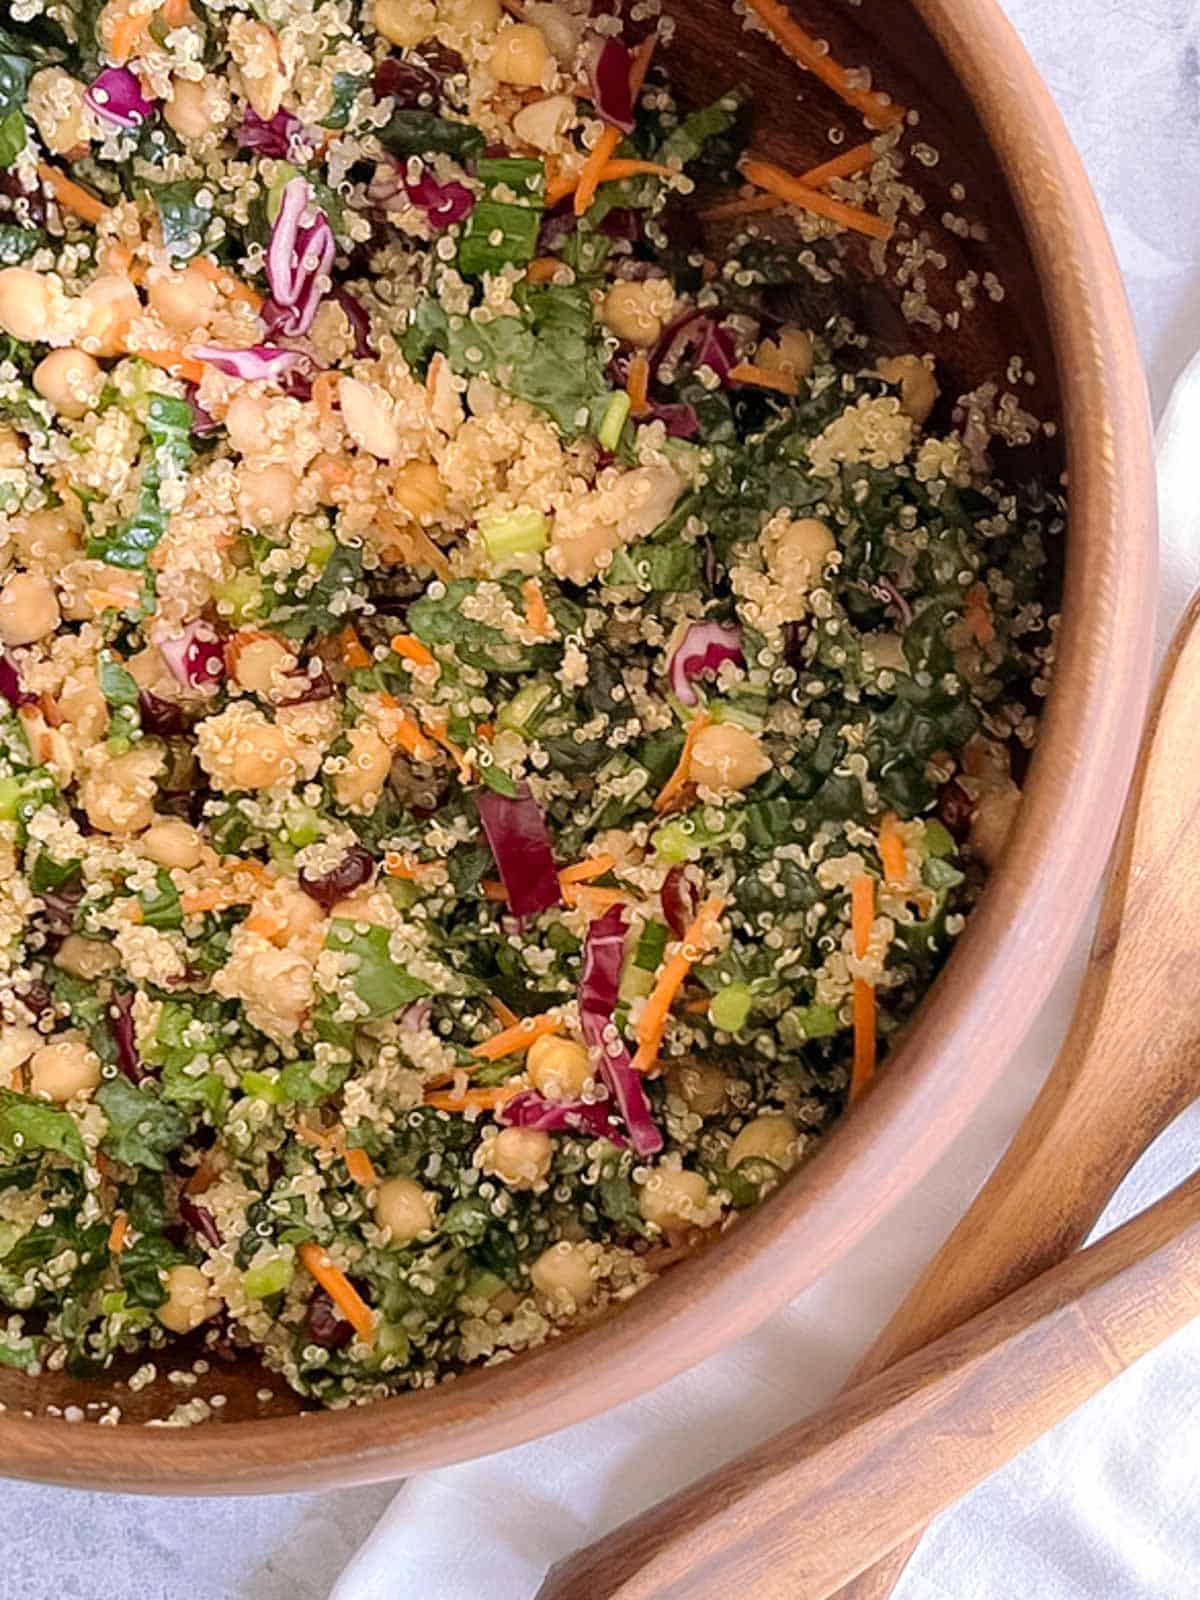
0;0;1058;1407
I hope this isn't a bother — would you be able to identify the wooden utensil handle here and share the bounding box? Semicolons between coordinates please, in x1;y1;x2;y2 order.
822;595;1200;1600
538;1167;1200;1600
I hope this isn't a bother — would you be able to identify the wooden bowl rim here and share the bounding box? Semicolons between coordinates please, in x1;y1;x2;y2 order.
0;0;1157;1492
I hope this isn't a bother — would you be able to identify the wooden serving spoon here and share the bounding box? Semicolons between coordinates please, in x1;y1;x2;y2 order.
539;589;1200;1600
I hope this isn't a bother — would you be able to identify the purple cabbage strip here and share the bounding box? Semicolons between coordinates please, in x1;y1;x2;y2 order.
667;620;745;707
404;165;475;231
579;907;663;1156
588;36;635;132
236;107;304;159
500;1088;624;1145
475;785;562;920
108;990;149;1084
0;651;35;709
85;67;154;131
275;660;336;707
266;176;335;338
39;880;83;936
654;311;737;385
333;287;374;358
180;1196;221;1248
153;620;225;694
298;844;375;911
645;401;699;439
191;343;308;383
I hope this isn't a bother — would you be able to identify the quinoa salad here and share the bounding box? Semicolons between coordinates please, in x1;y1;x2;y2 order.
0;0;1058;1410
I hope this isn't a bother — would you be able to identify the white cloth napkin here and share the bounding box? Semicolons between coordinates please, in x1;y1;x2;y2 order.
330;355;1200;1600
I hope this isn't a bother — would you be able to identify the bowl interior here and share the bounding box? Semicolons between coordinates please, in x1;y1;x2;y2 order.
0;0;1131;1490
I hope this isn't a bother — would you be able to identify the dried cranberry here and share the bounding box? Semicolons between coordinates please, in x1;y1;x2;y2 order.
14;981;51;1019
138;690;190;737
373;56;442;107
108;989;150;1084
661;864;700;940
298;844;375;910
179;1197;221;1248
276;663;336;707
938;778;975;842
307;1291;355;1350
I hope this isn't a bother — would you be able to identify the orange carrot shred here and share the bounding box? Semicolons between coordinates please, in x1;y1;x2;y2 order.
545;170;581;207
161;0;190;26
851;873;875;959
134;348;207;384
591;157;677;185
487;995;521;1028
739;158;892;241
36;162;108;224
850;978;877;1101
799;140;881;188
525;256;560;284
190;255;263;311
107;9;151;65
337;624;371;670
298;1243;375;1342
108;1212;129;1254
562;884;630;912
878;813;907;887
390;634;436;669
727;362;799;396
472;1012;564;1062
626;352;650;417
344;1147;378;1187
964;582;995;645
573;33;657;216
558;853;617;886
521;578;552;638
425;1084;522;1113
740;0;905;128
392;713;439;764
631;895;724;1072
653;711;712;815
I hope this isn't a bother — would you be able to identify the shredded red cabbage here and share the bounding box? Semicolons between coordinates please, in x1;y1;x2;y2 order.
266;176;335;338
153;621;225;694
298;844;375;910
579;907;663;1155
332;287;374;357
404;165;475;230
179;1196;221;1247
475;785;562;920
236;107;304;159
308;1291;355;1349
191;343;308;382
667;620;745;706
276;660;336;706
589;37;636;132
500;1088;624;1144
137;689;190;736
654;311;737;385
39;880;83;936
108;990;149;1084
182;384;220;436
660;864;700;942
85;67;154;130
0;651;34;709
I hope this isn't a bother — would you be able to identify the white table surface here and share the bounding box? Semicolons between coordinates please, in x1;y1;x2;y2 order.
5;4;1198;1597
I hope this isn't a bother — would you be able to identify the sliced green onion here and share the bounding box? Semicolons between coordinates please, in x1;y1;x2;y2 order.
498;680;553;733
242;1256;295;1299
711;981;754;1032
478;504;549;560
922;819;956;859
597;390;630;451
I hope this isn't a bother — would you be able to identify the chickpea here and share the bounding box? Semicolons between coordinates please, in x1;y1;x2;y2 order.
147;263;219;336
689;721;770;795
30;1035;101;1102
157;1264;222;1335
489;23;549;86
443;0;501;36
526;1034;592;1101
80;744;163;834
512;94;574;152
164;75;227;143
32;348;103;421
228;17;286;122
261;883;326;944
757;326;814;383
877;354;939;425
14;505;82;565
141;816;205;871
969;779;1021;867
0;1025;42;1086
0;269;52;344
666;1058;728;1118
728;1113;799;1172
637;1168;720;1231
601;281;663;348
374;1175;434;1244
27;67;88;156
333;727;393;811
223;720;295;791
229;632;294;698
55;934;120;981
78;275;140;359
486;1126;553;1190
238;462;300;529
339;377;401;461
224;392;269;458
374;0;435;47
770;516;837;584
329;888;390;925
530;1241;597;1309
0;572;60;646
393;460;446;521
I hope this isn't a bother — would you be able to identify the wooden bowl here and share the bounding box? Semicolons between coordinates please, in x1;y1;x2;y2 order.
0;0;1155;1490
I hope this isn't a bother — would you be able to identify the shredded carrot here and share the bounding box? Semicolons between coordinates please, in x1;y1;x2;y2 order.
294;1119;338;1152
108;1212;129;1254
135;348;207;384
344;1147;378;1187
475;721;495;742
298;1242;375;1342
390;634;436;669
800;140;881;188
36;162;108;225
851;872;875;959
850;978;877;1101
391;713;439;764
626;352;650;417
160;0;190;25
558;853;618;886
964;582;995;646
592;158;677;186
190;255;263;311
472;1011;563;1062
878;813;907;887
243;906;288;941
545;170;583;207
481;879;509;902
739;0;905;128
525;256;560;284
337;624;371;670
631;895;724;1072
487;995;520;1029
738;158;892;241
727;362;799;396
107;8;151;64
422;717;471;779
383;850;428;881
653;711;712;815
426;1084;522;1113
521;578;552;638
562;884;630;913
572;33;657;216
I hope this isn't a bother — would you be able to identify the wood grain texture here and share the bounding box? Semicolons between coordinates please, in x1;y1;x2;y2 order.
534;591;1200;1599
0;0;1157;1492
536;1167;1200;1600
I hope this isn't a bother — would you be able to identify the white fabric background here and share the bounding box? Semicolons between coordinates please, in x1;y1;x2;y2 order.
1;4;1198;1598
